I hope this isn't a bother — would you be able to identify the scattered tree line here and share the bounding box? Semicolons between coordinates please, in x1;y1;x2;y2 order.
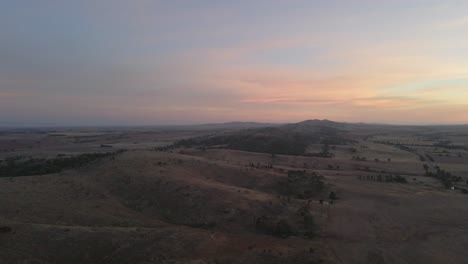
352;156;367;161
423;164;463;189
395;144;414;152
373;140;430;148
166;129;317;155
0;151;122;177
352;156;391;162
425;154;435;162
358;174;408;183
248;162;273;169
433;140;468;151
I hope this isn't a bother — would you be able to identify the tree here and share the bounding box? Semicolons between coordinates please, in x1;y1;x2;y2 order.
303;211;317;238
423;164;429;174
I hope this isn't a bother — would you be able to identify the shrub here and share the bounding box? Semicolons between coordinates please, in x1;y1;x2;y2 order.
303;211;317;238
392;175;407;183
274;220;296;238
255;217;296;238
0;226;12;233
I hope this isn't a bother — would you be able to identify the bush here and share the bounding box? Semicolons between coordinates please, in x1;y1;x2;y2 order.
0;226;12;233
392;175;407;183
274;220;296;238
255;217;296;238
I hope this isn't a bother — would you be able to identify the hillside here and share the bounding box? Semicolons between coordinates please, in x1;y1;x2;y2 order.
0;150;334;264
170;120;354;155
1;121;468;263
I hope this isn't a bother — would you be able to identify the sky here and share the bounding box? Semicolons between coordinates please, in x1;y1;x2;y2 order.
1;0;468;126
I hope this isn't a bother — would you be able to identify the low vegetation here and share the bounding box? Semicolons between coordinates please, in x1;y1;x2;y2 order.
170;128;316;155
255;205;318;239
303;144;334;158
433;140;468;151
358;174;408;183
424;165;463;188
279;170;325;199
2;121;468;263
166;122;353;156
0;151;121;177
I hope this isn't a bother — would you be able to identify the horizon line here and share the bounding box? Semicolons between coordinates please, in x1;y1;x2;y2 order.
1;119;468;129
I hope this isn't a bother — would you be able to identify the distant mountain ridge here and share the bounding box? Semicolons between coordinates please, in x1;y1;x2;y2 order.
183;121;282;130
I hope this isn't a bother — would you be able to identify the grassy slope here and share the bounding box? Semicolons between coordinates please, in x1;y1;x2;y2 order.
0;150;334;264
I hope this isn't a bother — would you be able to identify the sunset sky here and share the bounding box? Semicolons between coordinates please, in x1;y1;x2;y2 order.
1;0;468;126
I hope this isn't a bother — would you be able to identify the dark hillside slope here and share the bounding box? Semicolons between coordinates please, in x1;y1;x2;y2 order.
171;120;355;155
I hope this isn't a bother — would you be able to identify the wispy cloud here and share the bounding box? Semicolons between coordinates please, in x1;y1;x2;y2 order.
239;97;342;105
436;16;468;29
2;1;468;125
0;90;32;98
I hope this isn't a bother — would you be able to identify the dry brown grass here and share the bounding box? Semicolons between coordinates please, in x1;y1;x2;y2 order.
1;124;468;263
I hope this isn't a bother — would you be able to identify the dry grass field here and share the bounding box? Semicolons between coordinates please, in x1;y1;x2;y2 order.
1;121;468;263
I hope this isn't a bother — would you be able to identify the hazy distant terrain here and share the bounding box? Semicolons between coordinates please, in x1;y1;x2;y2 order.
1;120;468;263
